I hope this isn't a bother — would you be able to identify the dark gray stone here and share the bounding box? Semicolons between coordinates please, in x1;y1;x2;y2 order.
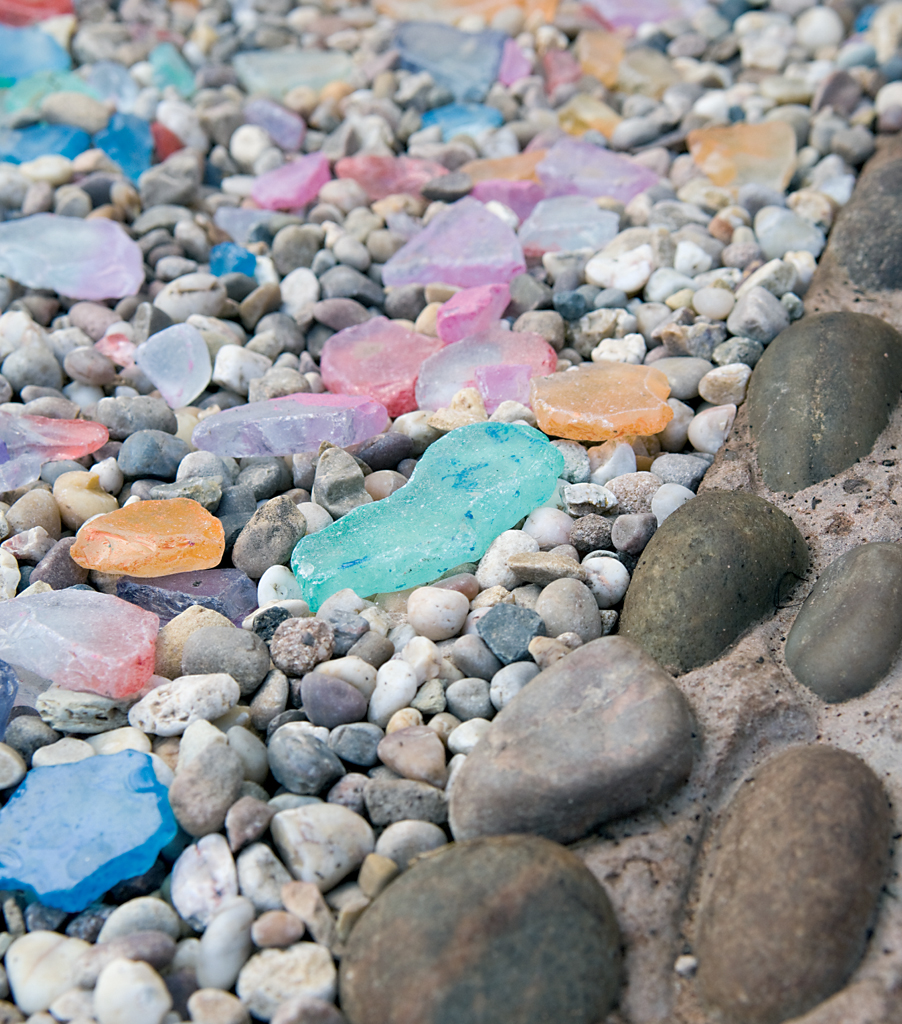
318;265;384;307
363;777;447;825
181;625;270;696
384;284;427;322
252;606;292;644
149;476;222;511
312;448;372;519
316;608;369;656
747;312;902;494
449;634;501;681
346;433;413;471
696;746;891;1024
449;637;694;844
267;723;345;795
237;457;293;501
117;430;191;480
328;722;384;767
299;673;368;728
345;632;394;669
30;538;88;590
619;491;808;674
785;542;902;702
476;604;546;665
420;171;473;202
339;835;621;1024
216;484;257;549
232;495;307;579
94;396;177;440
648;453;709;490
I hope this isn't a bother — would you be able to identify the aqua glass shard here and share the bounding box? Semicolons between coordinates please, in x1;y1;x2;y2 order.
232;49;353;99
0;750;177;912
0;123;90;163
291;422;565;610
0;24;70;86
148;42;195;99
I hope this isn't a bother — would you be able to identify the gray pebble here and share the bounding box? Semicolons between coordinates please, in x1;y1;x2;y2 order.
449;635;502;681
268;723;345;795
117;430;191;480
329;722;384;767
445;678;493;721
169;743;245;837
611;513;657;555
232;495;307;580
649;453;710;490
181;626;271;697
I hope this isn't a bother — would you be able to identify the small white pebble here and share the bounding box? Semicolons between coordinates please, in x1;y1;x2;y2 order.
520;507;573;549
257;565;303;606
368;661;418;727
582;557;630;609
448;718;491;755
697;364;753;406
688;404;737;455
407;587;470;641
674;954;698;978
692;286;735;320
297;502;333;534
652;483;696;526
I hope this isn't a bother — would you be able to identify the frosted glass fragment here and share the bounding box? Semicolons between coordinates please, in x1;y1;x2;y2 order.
518;196;620;259
291;422;565;610
135;324;212;409
536;138;659;204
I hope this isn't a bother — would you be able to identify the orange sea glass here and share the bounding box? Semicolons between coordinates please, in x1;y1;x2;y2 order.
531;363;673;441
687;121;797;192
459;150;547;183
375;0;556;24
71;498;225;578
558;94;622;138
576;30;624;89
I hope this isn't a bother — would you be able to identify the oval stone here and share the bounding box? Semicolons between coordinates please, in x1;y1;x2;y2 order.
785;542;902;702
747;312;902;493
339;835;621;1024
619;491;808;674
695;745;891;1024
448;636;695;844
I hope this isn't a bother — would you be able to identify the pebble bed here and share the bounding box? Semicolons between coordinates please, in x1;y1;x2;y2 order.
0;0;901;1021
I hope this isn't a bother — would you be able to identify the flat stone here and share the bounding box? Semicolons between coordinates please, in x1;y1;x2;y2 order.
695;746;891;1024
619;491;808;674
449;637;693;844
785;542;902;702
747;312;902;494
339;835;621;1024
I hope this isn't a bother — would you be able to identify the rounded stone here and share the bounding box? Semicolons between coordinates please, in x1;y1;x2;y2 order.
406;587;469;641
181;626;271;697
268;723;345;796
93;957;173;1024
300;673;368;729
237;944;337;1020
232;496;307;580
270;618;334;676
117;430;191;481
535;578;601;642
747;312;902;494
339;835;621;1024
785;542;902;702
695;746;892;1024
449;637;694;844
619;491;808;674
168;742;245;837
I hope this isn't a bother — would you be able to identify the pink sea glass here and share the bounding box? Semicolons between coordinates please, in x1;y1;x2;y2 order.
543;48;582;96
470;179;547;220
584;0;705;30
474;363;533;414
414;325;557;410
537;137;660;203
436;283;510;344
320;317;444;417
498;38;532;86
0;411;108;461
95;333;137;368
251;153;331;210
192;392;390;457
0;591;158;698
335;155;449;201
382;197;526;289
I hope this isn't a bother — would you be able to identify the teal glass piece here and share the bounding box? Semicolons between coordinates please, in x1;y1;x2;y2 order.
149;42;195;99
3;69;99;115
291;422;565;610
232;49;353;99
0;749;177;912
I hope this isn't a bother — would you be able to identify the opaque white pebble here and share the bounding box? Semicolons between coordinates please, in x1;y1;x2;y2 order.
520;507;573;549
406;587;469;641
32;736;96;767
6;933;91;1016
257;565;303;606
86;726;151;756
652;483;696;526
296;502;332;534
476;529;539;588
93;456;124;495
400;635;442;684
93;957;172;1024
657;398;696;452
590;442;636;486
698;363;752;406
688;404;737;455
582;557;631;609
314;656;377;699
368;661;418;727
447;718;491;755
692;286;735;320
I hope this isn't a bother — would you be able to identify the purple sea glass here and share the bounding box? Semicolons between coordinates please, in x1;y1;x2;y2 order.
498;38;532;87
474;363;533;414
382;197;526;289
116;568;258;626
537;138;660;204
470;179;547;221
192;392;390;457
251;153;331;211
518;195;621;259
244;97;306;152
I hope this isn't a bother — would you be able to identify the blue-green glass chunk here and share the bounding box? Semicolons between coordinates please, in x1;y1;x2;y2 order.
0;25;71;87
291;422;565;610
94;113;154;181
3;70;100;116
0;123;90;164
149;42;195;99
0;749;177;912
421;103;504;141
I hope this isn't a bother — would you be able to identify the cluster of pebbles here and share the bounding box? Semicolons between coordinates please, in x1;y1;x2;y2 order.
2;0;902;1020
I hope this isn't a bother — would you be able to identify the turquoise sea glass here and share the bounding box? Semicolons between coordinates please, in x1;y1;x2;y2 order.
291;422;565;610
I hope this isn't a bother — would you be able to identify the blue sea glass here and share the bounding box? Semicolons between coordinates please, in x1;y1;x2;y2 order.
0;750;177;912
0;123;90;163
81;60;141;113
291;422;565;610
394;22;506;102
0;661;18;740
210;242;258;277
93;113;154;181
421;103;504;141
0;25;71;87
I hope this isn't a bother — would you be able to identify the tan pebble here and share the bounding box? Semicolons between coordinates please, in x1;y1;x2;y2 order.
280;882;337;948
507;551;587;586
427;387;487;433
336;894;370;944
470;585;513;609
407;586;469;641
698;364;752;406
155;605;234;679
250;910;305;948
413;301;441;336
385;708;423;734
6;488;61;539
187;988;250;1024
424;283;459;303
364;470;408;501
528;636;575;670
17;579;52;597
377;726;448;788
358;854;400;900
427;712;461;746
52;472;117;530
